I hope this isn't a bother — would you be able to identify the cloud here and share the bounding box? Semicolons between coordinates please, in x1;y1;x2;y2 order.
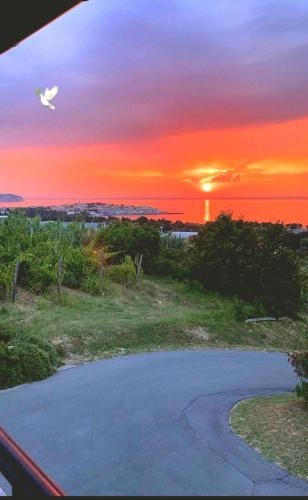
107;169;164;179
211;173;241;182
247;160;308;175
184;165;242;184
1;0;308;147
184;167;227;177
182;157;308;191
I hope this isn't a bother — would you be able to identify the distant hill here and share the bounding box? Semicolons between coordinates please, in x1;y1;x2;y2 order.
0;194;23;202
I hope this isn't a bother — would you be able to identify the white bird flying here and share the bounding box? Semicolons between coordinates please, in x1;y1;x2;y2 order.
36;86;59;110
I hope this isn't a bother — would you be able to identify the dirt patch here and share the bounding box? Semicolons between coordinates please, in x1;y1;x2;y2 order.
14;288;38;305
185;326;211;341
51;335;88;364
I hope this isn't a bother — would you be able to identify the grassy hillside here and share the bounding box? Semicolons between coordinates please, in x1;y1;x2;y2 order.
1;277;307;366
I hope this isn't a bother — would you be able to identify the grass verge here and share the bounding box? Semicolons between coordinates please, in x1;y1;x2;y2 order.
230;394;308;480
1;277;307;367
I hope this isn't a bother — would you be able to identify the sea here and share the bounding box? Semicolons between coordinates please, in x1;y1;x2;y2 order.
1;197;308;226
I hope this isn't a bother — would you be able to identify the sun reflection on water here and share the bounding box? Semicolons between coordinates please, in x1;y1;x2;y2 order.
204;199;211;222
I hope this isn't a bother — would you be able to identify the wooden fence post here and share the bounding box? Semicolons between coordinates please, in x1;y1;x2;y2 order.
12;259;20;303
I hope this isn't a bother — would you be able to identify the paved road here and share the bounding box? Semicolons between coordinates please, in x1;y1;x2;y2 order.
0;350;308;496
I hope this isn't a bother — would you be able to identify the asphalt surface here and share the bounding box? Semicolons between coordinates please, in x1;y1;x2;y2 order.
0;350;308;496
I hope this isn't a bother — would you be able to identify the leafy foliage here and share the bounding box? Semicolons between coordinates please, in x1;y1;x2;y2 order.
153;234;192;280
0;327;60;389
0;213;98;295
190;213;304;316
105;256;137;286
288;351;308;402
103;221;161;273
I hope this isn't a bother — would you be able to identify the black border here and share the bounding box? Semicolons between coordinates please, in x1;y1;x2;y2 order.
0;0;88;55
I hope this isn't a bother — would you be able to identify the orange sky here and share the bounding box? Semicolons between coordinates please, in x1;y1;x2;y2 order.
1;0;308;199
1;115;308;198
0;0;308;198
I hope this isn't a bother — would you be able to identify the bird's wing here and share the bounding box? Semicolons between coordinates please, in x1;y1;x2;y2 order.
44;86;58;101
40;94;51;106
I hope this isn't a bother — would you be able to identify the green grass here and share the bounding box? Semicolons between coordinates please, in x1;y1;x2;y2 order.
230;394;308;480
1;277;308;365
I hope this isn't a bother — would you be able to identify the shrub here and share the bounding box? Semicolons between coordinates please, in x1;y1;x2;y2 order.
0;212;94;296
191;212;303;316
288;351;308;402
62;247;97;289
21;334;60;367
18;251;58;293
104;222;160;273
0;333;60;389
153;235;192;280
105;256;136;286
257;245;303;317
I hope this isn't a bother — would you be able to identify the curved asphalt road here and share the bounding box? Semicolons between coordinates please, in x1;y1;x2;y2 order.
0;350;308;496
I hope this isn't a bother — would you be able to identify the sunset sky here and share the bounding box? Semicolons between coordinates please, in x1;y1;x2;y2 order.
1;0;308;198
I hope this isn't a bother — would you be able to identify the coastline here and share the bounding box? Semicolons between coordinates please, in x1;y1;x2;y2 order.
1;197;308;226
0;199;184;218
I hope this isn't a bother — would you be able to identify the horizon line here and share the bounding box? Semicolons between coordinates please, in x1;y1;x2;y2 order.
22;196;308;201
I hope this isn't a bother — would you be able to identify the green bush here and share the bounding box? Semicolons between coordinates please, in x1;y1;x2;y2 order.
153;235;192;280
0;213;95;296
19;251;58;293
0;333;60;389
62;247;97;289
104;221;160;273
288;351;308;402
105;256;136;286
21;334;60;367
191;213;303;316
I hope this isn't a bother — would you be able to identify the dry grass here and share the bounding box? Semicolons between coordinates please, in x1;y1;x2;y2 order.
231;394;308;480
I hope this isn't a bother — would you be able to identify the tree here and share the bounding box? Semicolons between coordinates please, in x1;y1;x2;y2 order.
191;212;303;316
153;234;191;279
103;221;160;273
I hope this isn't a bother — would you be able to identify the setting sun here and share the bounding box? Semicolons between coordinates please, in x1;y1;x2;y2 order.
201;182;213;193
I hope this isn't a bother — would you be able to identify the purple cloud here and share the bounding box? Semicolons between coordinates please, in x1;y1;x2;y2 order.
1;0;308;147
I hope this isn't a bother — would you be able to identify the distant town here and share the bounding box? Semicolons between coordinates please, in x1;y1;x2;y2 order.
0;201;183;218
49;202;170;217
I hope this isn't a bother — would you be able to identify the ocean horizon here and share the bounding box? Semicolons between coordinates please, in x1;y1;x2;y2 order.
1;196;308;226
